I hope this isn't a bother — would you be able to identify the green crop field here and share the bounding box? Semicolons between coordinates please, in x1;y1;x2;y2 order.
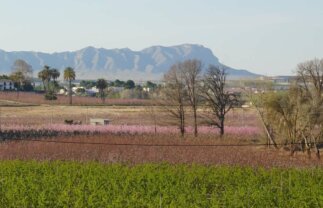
0;161;321;207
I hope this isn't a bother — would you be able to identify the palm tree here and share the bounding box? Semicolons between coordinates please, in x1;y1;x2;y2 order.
38;70;45;90
50;68;60;81
64;67;76;105
96;78;108;103
50;68;60;91
38;65;51;91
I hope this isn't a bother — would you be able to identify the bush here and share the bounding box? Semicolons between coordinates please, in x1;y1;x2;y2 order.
22;81;34;91
44;91;57;100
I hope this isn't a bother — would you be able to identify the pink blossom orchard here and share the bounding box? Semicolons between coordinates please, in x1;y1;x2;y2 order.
2;124;262;136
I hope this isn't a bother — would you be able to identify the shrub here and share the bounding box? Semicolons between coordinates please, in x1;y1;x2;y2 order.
44;92;57;100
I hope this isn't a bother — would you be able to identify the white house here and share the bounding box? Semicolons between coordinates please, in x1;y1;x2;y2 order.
143;87;150;92
0;79;15;91
58;88;67;95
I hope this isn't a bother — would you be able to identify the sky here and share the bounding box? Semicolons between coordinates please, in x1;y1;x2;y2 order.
0;0;323;75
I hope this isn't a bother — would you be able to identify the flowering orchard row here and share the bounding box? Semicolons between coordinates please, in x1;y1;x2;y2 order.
1;124;262;136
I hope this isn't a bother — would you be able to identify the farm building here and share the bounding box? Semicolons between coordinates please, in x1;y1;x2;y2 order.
90;118;110;126
0;79;15;91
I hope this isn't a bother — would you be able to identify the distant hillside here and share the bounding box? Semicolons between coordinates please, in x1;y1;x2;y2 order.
0;44;260;80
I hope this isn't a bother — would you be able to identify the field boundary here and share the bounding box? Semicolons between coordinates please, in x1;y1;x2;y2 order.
9;138;323;148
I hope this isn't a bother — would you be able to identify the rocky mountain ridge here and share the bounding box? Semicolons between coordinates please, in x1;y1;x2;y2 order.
0;44;260;80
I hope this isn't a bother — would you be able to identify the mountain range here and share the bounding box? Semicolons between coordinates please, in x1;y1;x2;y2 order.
0;44;260;80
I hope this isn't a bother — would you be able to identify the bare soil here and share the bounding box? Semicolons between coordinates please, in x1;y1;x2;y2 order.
0;134;321;168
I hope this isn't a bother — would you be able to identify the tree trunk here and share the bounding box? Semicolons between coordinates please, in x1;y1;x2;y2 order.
303;136;311;158
69;80;72;105
47;81;50;93
315;148;320;160
220;126;224;136
42;81;46;92
219;117;224;136
179;119;184;137
180;126;184;137
101;91;105;104
180;105;185;137
313;140;321;159
290;143;295;156
193;107;198;137
256;107;278;148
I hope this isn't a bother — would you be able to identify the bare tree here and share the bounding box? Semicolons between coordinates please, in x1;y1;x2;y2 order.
201;65;239;136
182;59;202;137
263;87;307;155
244;88;278;148
296;58;323;158
162;63;186;137
11;59;33;79
10;59;33;93
297;58;323;99
260;58;322;158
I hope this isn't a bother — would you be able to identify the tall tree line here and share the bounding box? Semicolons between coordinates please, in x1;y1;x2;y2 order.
38;66;76;102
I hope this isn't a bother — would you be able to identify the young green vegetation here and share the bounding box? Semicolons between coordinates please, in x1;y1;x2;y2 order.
0;161;321;207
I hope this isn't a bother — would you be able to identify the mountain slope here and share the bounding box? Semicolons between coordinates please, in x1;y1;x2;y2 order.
0;44;260;80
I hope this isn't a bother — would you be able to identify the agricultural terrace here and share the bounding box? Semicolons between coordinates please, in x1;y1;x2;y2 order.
0;95;322;167
0;91;322;207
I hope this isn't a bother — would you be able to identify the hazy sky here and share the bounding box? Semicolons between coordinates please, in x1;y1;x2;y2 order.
0;0;322;75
